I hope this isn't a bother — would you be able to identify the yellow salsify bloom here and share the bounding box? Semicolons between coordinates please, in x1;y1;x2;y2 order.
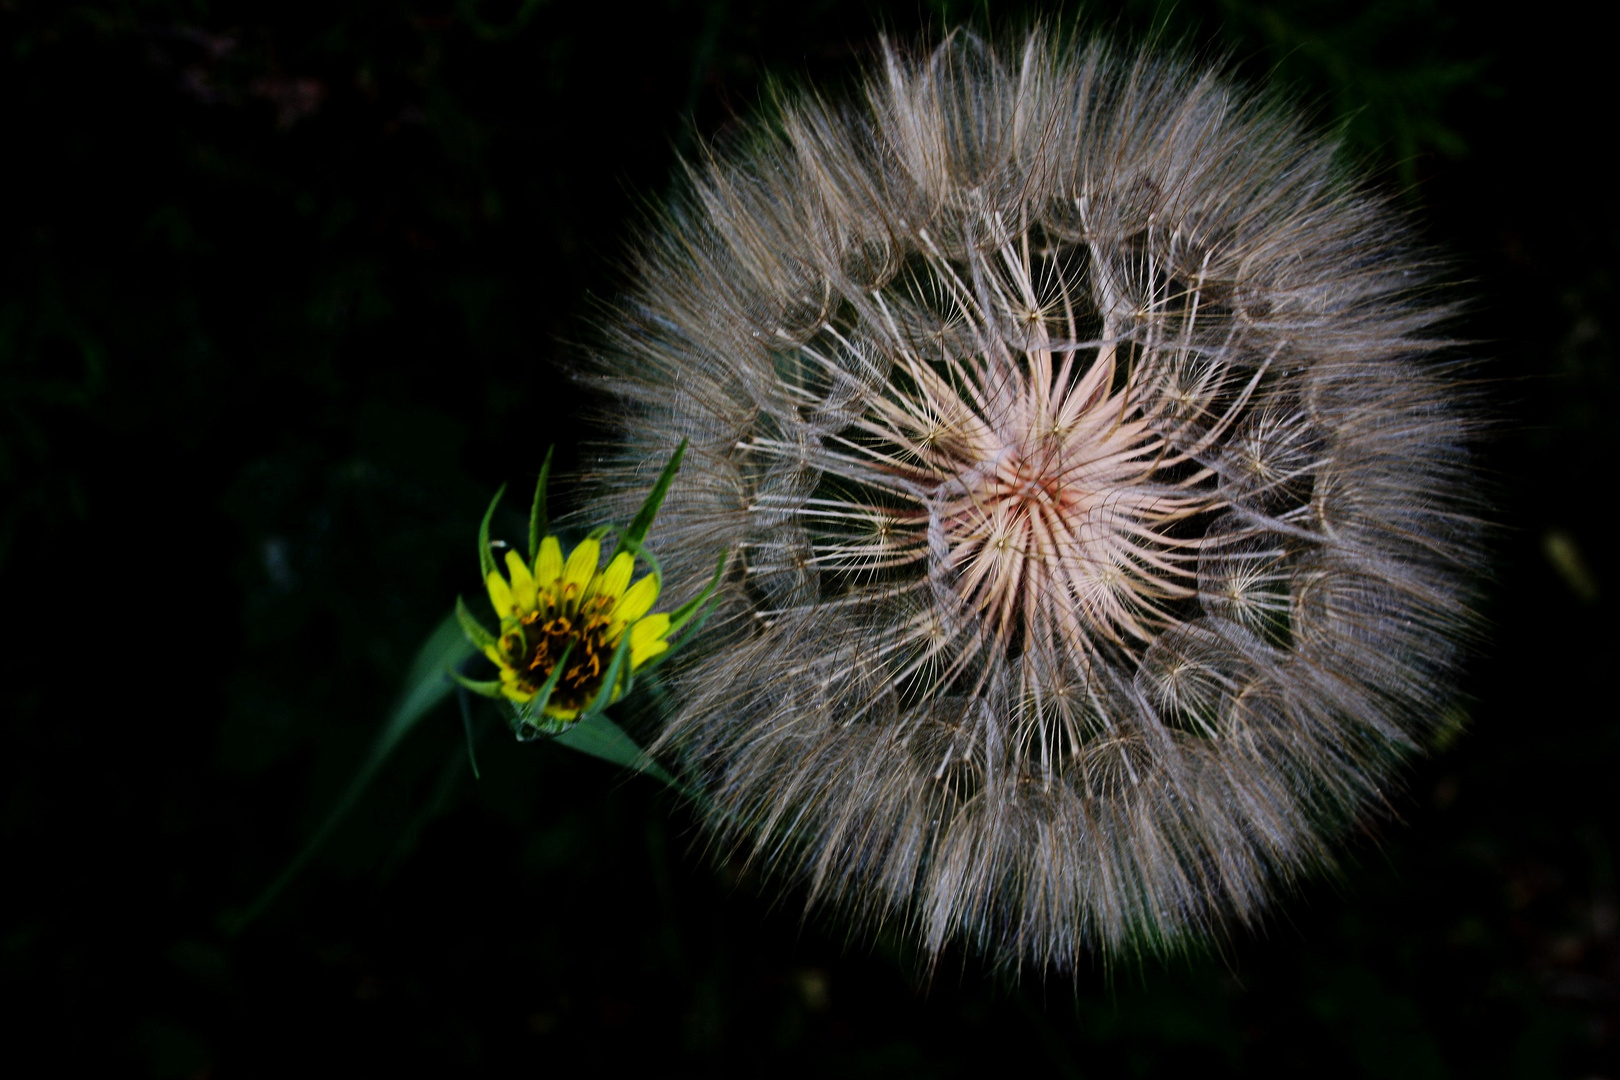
483;534;672;721
456;440;720;734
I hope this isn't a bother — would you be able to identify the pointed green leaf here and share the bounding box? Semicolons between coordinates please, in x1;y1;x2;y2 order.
528;446;554;566
448;671;504;698
667;550;727;636
477;483;507;582
457;687;482;782
554;711;682;790
454;595;497;650
224;609;474;934
515;640;573;732
394;612;479;747
580;631;632;720
622;439;686;549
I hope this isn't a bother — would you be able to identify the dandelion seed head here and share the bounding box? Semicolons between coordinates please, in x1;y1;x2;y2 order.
579;29;1485;969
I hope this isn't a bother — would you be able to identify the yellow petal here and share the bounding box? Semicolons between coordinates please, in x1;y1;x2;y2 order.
485;570;514;618
534;535;563;588
614;573;660;624
594;552;634;604
628;613;671;668
483;644;510;669
562;538;600;595
541;704;579;721
505;549;537;614
630;638;670;669
501;683;535;704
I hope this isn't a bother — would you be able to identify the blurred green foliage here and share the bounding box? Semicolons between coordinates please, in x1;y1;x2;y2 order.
2;1;1615;1077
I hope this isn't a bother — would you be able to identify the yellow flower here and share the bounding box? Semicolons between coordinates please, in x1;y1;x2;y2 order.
454;441;722;735
481;535;673;721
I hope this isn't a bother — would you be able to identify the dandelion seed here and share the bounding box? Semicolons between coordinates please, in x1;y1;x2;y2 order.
581;30;1485;968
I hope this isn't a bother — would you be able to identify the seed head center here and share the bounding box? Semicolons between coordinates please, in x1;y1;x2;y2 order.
896;362;1189;653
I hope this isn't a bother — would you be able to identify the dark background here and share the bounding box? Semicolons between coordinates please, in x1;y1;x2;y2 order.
2;1;1613;1076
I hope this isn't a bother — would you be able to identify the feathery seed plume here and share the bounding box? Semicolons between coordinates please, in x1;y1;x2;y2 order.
581;29;1485;969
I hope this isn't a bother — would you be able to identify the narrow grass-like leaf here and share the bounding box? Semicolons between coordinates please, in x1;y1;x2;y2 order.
477;483;507;582
454;595;497;650
224;609;473;933
667;551;726;635
622;439;686;549
448;672;504;698
554;712;683;791
528;445;553;566
515;640;572;731
580;631;632;720
458;686;481;781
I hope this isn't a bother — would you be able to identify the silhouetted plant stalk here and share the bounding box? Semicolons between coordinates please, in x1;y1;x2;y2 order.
581;29;1486;969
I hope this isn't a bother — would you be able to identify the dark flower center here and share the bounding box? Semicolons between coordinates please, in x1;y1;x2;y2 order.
502;597;616;712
